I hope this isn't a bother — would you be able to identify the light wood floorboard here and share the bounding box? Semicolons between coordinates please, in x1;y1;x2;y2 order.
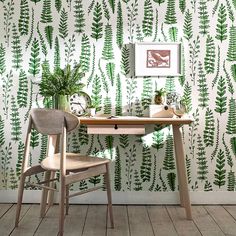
147;205;178;236
82;205;107;236
107;206;129;236
0;204;13;218
205;205;236;235
11;205;42;236
166;206;201;236
0;204;30;236
0;204;235;236
127;205;154;236
191;206;225;236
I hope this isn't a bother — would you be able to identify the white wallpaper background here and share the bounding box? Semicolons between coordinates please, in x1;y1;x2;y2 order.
0;0;236;202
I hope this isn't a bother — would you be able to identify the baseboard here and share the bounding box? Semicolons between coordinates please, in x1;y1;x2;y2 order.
1;190;236;204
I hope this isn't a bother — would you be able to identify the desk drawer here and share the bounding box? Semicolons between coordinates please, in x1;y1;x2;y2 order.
87;125;145;134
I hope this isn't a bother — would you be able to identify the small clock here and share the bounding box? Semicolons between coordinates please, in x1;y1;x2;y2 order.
70;92;91;116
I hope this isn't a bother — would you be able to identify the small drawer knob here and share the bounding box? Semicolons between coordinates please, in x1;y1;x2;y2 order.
114;124;118;130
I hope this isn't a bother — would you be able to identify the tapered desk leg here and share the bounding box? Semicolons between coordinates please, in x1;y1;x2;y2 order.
172;125;192;220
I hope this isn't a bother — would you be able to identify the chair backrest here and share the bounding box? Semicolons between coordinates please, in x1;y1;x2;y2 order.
30;108;79;135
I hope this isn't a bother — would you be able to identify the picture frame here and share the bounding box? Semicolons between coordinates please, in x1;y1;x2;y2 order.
135;42;182;77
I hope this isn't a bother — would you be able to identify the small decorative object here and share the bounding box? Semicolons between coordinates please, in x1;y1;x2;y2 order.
154;88;166;105
135;42;182;76
166;92;180;105
172;99;187;118
39;64;85;111
70;92;91;116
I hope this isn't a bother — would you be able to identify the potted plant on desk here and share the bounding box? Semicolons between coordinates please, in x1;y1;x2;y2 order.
38;64;85;111
154;88;166;105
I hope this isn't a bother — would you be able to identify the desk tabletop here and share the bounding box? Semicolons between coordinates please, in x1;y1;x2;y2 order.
79;115;194;125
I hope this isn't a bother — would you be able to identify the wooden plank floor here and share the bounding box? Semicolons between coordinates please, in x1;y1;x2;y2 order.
1;204;236;235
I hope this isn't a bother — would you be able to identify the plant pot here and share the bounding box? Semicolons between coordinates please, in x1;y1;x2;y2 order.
54;95;70;112
154;95;164;105
88;108;96;117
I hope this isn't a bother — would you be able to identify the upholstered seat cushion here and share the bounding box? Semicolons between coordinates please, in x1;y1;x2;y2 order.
41;153;109;171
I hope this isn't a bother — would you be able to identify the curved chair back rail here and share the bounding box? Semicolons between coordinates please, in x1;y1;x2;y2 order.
31;108;79;135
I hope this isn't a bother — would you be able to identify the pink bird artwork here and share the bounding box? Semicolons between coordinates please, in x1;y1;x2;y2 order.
146;50;171;68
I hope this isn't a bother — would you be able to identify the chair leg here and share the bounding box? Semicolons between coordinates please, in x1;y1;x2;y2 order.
15;174;26;227
59;179;66;236
66;185;69;215
105;163;114;228
40;170;51;218
48;171;56;208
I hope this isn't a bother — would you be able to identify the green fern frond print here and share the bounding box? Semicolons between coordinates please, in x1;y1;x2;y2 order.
28;38;40;76
59;8;68;40
10;96;22;141
79;34;91;73
18;0;30;36
91;2;103;40
116;1;123;49
11;24;23;70
204;35;215;74
0;43;6;75
215;76;227;115
213;149;226;188
215;4;227;42
165;0;177;24
55;0;61;12
74;0;85;34
198;0;209;35
102;24;114;60
227;26;236;61
183;10;193;40
142;0;153;37
17;70;28;108
40;0;52;24
226;98;236;134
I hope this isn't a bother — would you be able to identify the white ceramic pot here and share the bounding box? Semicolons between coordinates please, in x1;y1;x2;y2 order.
88;108;96;117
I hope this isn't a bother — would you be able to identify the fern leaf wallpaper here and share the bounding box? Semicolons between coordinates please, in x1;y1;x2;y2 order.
0;0;236;202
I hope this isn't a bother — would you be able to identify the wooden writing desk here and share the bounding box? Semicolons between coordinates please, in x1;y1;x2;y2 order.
79;115;193;220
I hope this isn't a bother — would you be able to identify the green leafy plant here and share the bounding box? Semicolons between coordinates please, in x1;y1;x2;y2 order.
155;88;166;96
39;64;85;97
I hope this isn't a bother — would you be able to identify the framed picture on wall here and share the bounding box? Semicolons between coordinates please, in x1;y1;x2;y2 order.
135;42;182;77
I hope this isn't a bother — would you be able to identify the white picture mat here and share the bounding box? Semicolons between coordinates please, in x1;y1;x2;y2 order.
135;43;181;76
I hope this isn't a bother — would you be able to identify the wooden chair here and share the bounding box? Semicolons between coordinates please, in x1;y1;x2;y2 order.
15;108;114;235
